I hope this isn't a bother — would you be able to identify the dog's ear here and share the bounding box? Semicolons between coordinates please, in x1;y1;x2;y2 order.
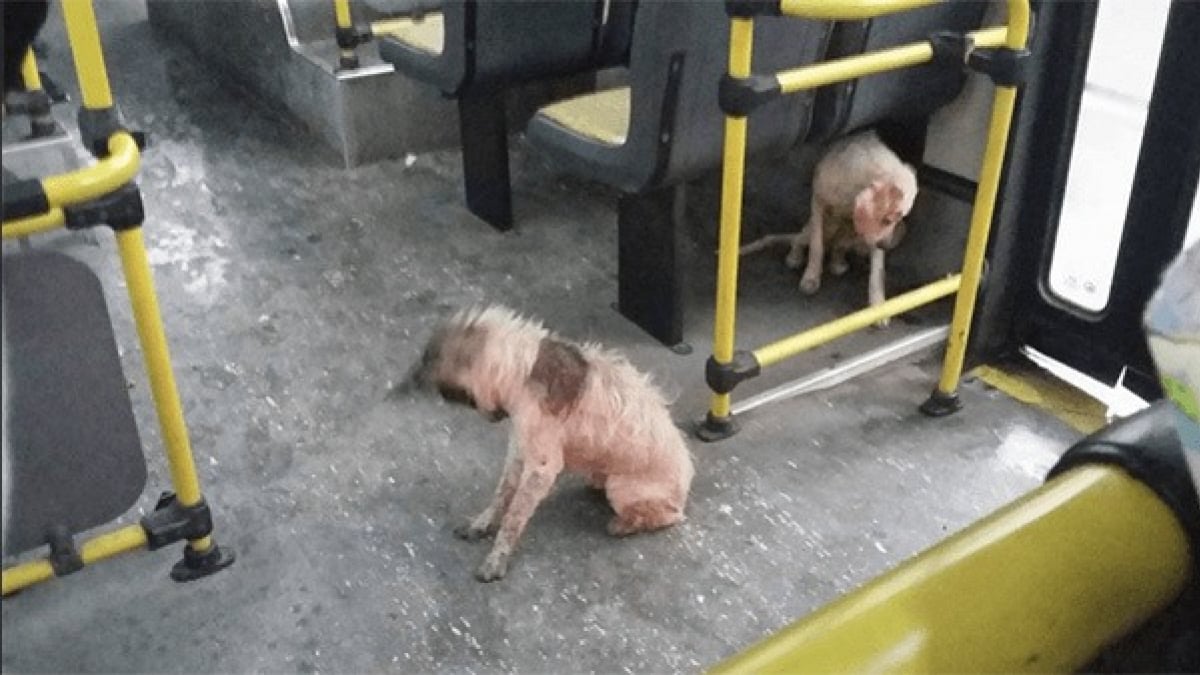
529;338;588;416
885;181;904;206
853;181;887;239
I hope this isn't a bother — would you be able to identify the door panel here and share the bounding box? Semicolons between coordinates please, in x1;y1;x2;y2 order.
973;0;1200;399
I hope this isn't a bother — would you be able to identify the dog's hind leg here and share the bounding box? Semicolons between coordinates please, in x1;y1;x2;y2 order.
784;225;811;270
456;434;522;541
800;205;826;294
476;426;564;582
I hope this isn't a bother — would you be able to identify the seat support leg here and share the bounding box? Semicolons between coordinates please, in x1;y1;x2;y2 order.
617;184;687;349
457;90;513;232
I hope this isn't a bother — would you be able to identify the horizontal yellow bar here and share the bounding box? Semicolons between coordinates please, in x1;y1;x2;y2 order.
80;524;149;565
710;465;1192;674
0;560;54;596
780;0;938;20
777;26;1008;94
3;208;66;238
753;275;960;368
40;132;140;209
1;524;147;596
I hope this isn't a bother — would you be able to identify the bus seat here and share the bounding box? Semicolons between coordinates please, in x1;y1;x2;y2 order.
525;3;830;345
376;0;624;231
2;251;147;558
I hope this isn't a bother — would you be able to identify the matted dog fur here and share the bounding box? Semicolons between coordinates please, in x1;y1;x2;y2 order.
405;306;695;581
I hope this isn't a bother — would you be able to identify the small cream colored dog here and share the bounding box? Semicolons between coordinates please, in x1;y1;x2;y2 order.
404;306;694;581
740;130;916;326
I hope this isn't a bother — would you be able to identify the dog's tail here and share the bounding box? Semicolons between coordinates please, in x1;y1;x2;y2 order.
737;233;795;257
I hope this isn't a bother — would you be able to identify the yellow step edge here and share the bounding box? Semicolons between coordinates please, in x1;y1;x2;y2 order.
972;362;1108;434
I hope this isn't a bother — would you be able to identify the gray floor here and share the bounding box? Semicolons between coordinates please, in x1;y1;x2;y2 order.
2;4;1080;673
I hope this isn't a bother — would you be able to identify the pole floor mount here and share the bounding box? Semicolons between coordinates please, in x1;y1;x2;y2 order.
171;541;236;583
142;492;236;583
697;412;741;442
920;389;963;417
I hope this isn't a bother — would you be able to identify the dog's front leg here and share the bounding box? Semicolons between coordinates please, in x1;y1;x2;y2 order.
476;429;563;582
829;241;851;277
456;433;521;541
800;207;825;294
869;247;888;327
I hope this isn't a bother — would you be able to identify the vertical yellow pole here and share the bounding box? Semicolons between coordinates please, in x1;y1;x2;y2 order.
21;48;43;91
115;229;213;553
334;0;358;68
708;18;755;422
60;0;114;109
934;0;1031;399
334;0;353;28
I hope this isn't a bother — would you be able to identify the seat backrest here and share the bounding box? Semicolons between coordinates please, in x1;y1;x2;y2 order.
469;0;609;88
622;2;831;190
807;2;990;141
380;0;611;94
595;0;638;68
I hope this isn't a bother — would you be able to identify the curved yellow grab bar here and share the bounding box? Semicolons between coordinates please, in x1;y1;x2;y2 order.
40;132;140;209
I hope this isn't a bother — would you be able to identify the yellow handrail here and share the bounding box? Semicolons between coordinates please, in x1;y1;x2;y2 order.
776;26;1008;94
705;0;1033;432
2;524;148;596
754;275;961;368
1;0;226;596
62;0;114;109
40;132;140;208
933;0;1029;399
710;18;756;421
780;0;940;20
709;465;1191;672
2;208;66;239
2;134;138;232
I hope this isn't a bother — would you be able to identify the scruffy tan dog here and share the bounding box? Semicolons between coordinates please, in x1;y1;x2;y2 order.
404;306;695;582
740;130;916;326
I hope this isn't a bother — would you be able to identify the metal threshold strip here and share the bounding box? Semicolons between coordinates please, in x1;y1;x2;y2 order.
732;325;949;416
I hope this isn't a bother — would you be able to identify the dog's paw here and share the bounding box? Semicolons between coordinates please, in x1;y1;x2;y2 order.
784;252;804;270
607;518;637;537
873;316;891;329
800;276;821;295
474;554;509;582
454;521;494;542
830;260;849;276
